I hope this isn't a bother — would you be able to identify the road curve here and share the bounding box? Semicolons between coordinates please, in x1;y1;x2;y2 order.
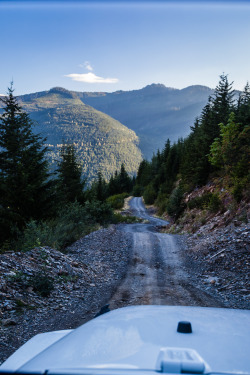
129;196;169;226
109;197;224;309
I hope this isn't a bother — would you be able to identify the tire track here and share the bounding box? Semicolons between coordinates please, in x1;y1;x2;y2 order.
109;198;225;308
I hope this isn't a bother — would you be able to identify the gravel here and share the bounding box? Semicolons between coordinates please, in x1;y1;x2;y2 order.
0;226;133;365
177;222;250;310
1;219;249;365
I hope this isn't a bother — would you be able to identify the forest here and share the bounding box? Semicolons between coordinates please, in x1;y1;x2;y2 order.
0;74;249;252
0;85;135;251
134;74;250;221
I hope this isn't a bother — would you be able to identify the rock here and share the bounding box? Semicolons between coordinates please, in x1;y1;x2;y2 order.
0;226;133;364
2;318;17;326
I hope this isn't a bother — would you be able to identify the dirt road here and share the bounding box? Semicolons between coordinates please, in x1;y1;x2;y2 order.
109;197;225;309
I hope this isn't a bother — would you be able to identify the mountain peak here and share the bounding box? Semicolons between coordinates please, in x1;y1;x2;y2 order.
142;83;177;93
49;87;77;99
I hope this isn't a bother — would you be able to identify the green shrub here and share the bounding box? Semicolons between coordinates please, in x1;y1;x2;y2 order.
112;213;140;224
29;272;54;297
107;193;129;209
20;200;113;251
83;200;113;225
7;269;54;297
232;181;243;203
187;193;212;210
143;184;157;205
21;220;53;251
208;193;223;212
132;184;143;197
166;186;185;220
187;193;223;213
155;192;168;215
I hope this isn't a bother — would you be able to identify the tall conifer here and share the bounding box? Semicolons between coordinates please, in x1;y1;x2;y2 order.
0;84;52;243
56;143;85;204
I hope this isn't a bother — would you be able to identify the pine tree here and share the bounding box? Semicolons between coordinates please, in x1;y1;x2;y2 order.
118;163;132;193
236;82;250;128
0;84;52;243
56;143;85;204
209;112;250;179
181;75;235;186
95;170;108;202
107;173;118;196
211;73;234;130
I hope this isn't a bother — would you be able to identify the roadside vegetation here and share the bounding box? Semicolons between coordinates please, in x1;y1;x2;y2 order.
1;74;249;251
0;85;135;252
133;74;249;229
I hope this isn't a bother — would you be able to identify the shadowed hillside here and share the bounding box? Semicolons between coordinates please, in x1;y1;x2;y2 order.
78;84;214;158
18;87;142;182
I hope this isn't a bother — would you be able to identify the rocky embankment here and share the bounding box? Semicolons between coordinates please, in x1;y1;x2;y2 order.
182;221;250;310
0;226;132;364
161;183;250;309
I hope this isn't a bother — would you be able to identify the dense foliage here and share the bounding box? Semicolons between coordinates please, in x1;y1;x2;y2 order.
1;75;248;250
55;143;85;205
86;163;134;203
0;87;135;251
0;85;53;243
134;75;250;219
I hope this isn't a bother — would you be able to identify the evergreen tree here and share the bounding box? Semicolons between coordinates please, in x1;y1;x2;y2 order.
107;173;118;196
158;139;171;185
136;160;152;188
118;163;132;193
94;170;108;202
209;112;250;179
236;82;250;128
56;143;85;204
0;84;52;243
182;75;235;186
211;74;235;130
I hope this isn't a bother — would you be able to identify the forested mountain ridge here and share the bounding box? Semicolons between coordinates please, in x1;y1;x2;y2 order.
18;84;215;159
15;87;142;182
78;84;214;158
134;75;249;230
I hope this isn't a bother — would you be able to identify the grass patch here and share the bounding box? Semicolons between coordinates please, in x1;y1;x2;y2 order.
112;213;141;224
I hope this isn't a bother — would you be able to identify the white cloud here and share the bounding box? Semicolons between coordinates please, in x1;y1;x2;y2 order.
84;61;93;71
78;61;94;71
65;72;119;84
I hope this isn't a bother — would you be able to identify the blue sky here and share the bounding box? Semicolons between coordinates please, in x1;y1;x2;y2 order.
0;1;249;95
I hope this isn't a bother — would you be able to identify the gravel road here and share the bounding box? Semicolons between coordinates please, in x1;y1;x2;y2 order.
109;197;225;309
1;197;239;364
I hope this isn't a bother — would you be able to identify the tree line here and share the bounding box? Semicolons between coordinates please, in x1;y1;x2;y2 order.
1;75;249;249
0;85;135;250
134;74;250;219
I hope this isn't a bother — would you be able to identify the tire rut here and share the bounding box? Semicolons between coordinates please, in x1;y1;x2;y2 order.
108;198;225;309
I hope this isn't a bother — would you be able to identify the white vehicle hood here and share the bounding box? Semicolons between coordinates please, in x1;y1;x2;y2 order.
1;305;250;374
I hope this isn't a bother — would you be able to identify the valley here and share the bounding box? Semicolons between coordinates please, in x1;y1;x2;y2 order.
80;84;214;158
10;84;214;182
18;87;143;182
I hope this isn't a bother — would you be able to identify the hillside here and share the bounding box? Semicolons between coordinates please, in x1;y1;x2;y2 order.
17;87;142;182
11;84;215;177
78;84;214;158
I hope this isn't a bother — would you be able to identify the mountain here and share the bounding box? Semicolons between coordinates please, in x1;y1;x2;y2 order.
0;83;214;181
77;84;214;158
17;87;142;182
